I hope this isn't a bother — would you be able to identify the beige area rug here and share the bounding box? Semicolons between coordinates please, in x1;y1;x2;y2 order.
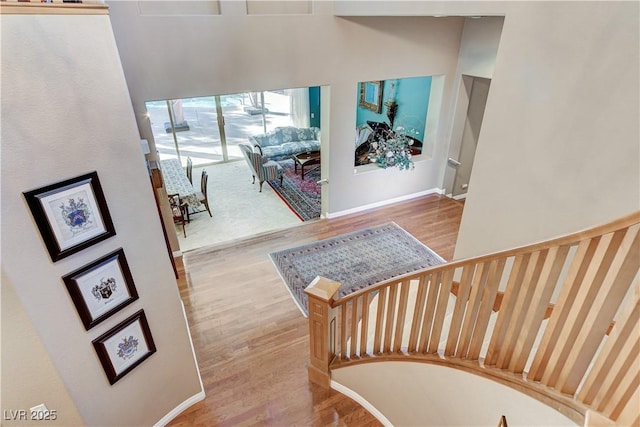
270;222;445;316
176;161;302;252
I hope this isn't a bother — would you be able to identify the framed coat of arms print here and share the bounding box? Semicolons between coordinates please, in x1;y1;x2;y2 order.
23;171;116;262
62;248;139;330
92;310;156;385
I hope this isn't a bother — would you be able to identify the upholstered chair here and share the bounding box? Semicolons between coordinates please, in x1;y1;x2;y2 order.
239;143;283;192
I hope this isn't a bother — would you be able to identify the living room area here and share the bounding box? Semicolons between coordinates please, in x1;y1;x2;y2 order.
148;89;324;251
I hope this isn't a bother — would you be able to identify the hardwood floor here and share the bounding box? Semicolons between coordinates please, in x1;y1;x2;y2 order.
169;194;464;426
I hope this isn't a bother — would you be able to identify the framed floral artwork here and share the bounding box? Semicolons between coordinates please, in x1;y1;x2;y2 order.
62;248;139;331
23;171;116;262
92;310;156;385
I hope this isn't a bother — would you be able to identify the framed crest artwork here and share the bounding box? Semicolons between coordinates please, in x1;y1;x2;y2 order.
92;309;156;385
62;248;139;331
23;171;116;262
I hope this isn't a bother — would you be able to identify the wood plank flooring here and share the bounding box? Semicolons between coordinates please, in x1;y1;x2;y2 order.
169;194;464;426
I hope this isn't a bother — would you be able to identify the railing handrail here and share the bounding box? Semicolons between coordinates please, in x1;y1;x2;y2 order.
306;210;640;427
332;210;640;307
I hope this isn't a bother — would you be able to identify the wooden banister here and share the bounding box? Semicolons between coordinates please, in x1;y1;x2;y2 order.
306;211;640;426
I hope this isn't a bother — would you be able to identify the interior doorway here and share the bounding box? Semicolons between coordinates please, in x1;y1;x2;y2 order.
445;75;491;199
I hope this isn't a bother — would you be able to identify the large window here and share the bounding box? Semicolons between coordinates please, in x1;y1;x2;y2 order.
146;87;319;167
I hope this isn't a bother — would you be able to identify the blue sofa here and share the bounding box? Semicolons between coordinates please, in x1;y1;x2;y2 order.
248;126;321;160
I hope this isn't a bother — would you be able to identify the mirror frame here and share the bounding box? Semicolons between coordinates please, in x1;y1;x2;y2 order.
359;81;383;113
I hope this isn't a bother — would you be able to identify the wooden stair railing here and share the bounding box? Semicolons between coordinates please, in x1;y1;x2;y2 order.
305;211;640;426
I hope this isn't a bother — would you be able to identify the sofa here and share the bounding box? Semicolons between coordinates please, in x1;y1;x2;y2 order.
248;126;320;161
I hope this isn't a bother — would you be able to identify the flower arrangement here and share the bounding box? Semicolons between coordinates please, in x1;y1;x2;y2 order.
368;126;418;170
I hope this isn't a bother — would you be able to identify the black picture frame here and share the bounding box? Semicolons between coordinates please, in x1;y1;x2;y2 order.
359;81;384;113
92;309;156;385
23;171;116;262
62;248;139;331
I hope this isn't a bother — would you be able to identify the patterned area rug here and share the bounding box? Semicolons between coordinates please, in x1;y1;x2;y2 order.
269;222;445;316
268;159;320;221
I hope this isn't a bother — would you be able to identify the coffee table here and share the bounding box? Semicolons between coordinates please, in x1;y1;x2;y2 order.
293;151;320;180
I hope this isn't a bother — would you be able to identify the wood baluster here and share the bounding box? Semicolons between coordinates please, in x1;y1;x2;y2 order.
428;269;454;354
393;280;411;352
408;275;428;353
359;293;370;357
418;274;438;353
383;283;398;353
373;287;387;355
341;301;349;359
349;296;359;358
446;265;475;356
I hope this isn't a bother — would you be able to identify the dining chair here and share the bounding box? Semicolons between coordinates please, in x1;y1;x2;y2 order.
186;157;193;185
168;193;187;237
196;170;212;217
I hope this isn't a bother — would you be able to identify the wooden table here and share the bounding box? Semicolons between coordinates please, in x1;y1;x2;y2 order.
293;151;320;180
160;158;201;210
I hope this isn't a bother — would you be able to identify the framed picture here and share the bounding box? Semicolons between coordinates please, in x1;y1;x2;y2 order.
92;309;156;385
23;171;116;262
62;248;139;331
359;81;383;113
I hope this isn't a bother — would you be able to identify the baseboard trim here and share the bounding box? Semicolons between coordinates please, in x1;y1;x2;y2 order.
326;188;445;219
172;250;182;258
330;380;393;427
154;391;205;427
154;301;205;427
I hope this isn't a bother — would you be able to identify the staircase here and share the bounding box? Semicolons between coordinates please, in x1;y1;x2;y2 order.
305;211;640;426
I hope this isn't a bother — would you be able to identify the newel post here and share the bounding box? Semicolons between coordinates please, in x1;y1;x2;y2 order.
304;276;341;388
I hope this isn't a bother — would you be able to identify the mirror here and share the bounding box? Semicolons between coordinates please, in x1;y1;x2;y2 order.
358;81;383;113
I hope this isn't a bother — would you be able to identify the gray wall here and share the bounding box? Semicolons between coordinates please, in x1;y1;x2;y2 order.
109;1;639;261
454;1;640;258
1;13;202;426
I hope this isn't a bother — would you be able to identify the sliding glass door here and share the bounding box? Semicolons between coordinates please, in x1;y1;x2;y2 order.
145;88;317;167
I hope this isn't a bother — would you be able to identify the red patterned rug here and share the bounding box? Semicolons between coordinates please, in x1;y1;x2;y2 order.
268;159;320;221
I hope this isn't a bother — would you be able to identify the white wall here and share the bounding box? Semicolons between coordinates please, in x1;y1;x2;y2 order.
106;1;466;214
1;13;202;426
332;362;577;427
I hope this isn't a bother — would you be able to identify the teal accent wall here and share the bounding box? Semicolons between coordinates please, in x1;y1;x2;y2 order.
356;76;432;142
309;86;321;128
